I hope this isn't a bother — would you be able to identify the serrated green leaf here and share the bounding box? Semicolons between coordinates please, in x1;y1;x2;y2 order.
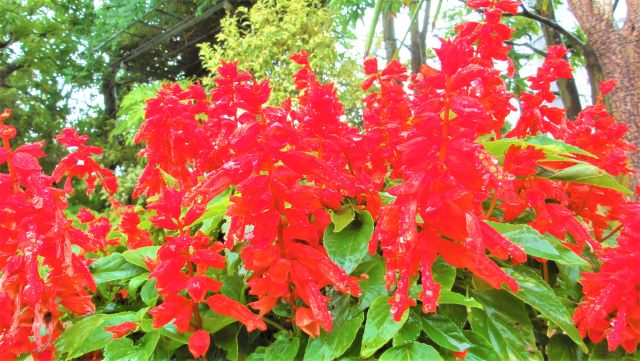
55;312;137;360
379;342;443;361
470;290;543;361
122;246;160;270
486;221;590;267
324;210;374;274
103;338;147;361
331;205;356;232
353;255;387;310
418;311;470;352
265;333;300;361
305;311;364;361
90;253;145;285
361;296;408;358
502;267;588;353
392;312;421;346
547;163;632;195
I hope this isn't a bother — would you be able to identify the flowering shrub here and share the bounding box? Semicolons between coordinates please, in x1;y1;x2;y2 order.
1;0;639;360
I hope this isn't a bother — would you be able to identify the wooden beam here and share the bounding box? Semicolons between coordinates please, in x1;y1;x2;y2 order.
110;4;223;67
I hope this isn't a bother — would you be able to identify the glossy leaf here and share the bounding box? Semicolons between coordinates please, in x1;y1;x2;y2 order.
487;221;590;267
324;210;374;274
418;311;470;352
470;290;543;361
502;267;588;352
90;253;145;285
122;246;160;270
392;312;422;347
378;342;442;361
304;311;364;361
265;333;300;361
353;255;388;310
361;296;409;358
55;312;137;360
483;135;596;161
547;163;632;195
330;205;356;232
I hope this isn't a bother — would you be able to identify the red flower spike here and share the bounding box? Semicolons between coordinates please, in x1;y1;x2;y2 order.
105;322;138;339
206;294;266;332
188;330;211;359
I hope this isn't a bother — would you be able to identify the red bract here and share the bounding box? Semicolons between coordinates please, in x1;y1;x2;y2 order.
574;204;640;353
53;128;118;198
0;117;98;360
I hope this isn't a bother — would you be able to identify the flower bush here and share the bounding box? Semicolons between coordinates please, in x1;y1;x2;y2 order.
1;0;639;360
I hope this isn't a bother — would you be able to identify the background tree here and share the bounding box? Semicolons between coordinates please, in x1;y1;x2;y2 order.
198;0;362;118
0;0;95;171
567;0;640;170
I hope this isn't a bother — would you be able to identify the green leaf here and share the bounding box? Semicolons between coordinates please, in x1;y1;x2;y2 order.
201;312;237;334
215;324;241;361
90;253;145;285
265;333;300;361
103;338;147;361
483;136;596;161
193;191;231;233
547;334;585;361
547;163;632;195
246;346;267;361
502;267;588;353
379;342;442;361
438;290;482;308
589;342;638;360
361;296;408;358
122;246;160;270
330;205;356;233
470;290;543;361
141;278;158;306
55;312;137;360
433;258;457;289
324;210;374;274
392;312;421;347
460;331;502;361
305;312;364;361
128;273;150;298
486;221;590;267
417;311;470;352
353;255;388;310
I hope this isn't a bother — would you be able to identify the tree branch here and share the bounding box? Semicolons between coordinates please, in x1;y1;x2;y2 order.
505;41;548;57
0;62;24;87
505;5;586;49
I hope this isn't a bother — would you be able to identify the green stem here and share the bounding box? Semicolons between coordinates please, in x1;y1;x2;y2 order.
364;0;385;58
392;0;426;61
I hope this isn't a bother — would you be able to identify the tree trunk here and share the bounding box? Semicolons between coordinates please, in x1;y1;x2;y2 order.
535;0;582;119
568;0;640;171
382;12;397;64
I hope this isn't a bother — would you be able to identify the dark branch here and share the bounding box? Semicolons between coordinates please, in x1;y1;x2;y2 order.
505;41;548;57
505;5;586;49
0;62;24;87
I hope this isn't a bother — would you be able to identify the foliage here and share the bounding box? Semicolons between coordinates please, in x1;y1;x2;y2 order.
1;0;640;360
199;0;362;120
0;0;96;171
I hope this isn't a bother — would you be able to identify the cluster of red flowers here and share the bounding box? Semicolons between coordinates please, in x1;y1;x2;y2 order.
0;113;101;360
2;0;640;358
